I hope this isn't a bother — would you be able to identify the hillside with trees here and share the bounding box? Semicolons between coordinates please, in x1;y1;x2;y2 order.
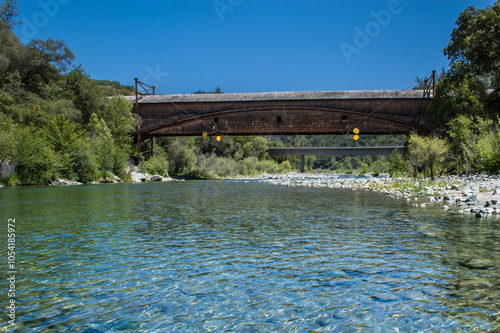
1;0;499;186
0;0;136;184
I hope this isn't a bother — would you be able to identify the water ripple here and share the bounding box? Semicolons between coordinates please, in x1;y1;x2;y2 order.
0;182;499;332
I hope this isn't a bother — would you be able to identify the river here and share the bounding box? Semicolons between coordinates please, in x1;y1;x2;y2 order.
0;181;499;332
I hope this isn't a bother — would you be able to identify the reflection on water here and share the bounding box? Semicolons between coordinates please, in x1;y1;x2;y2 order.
0;181;499;332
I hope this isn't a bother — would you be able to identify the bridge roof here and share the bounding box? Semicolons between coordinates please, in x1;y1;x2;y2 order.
134;90;426;103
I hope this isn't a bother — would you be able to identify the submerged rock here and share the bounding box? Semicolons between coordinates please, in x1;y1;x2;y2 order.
460;259;494;269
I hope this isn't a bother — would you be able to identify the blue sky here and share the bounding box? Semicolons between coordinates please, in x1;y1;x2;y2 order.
14;0;496;94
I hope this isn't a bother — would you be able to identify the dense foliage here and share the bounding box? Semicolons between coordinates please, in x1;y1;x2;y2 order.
0;6;136;185
1;0;498;185
422;1;500;175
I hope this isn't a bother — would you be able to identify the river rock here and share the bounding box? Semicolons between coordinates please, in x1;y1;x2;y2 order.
461;259;494;269
49;179;61;186
100;177;114;184
471;207;486;214
464;195;477;202
493;188;500;196
463;190;475;197
49;179;83;186
131;172;146;183
150;174;173;182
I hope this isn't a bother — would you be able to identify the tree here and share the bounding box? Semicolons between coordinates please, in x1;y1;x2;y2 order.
14;126;59;184
447;115;500;174
60;67;105;124
17;39;74;94
0;23;23;87
88;113;116;178
0;0;20;29
407;133;448;179
141;155;169;177
193;86;223;94
444;1;500;117
102;97;134;150
0;113;15;178
165;138;197;175
45;114;83;179
426;76;486;133
444;2;500;81
388;149;408;176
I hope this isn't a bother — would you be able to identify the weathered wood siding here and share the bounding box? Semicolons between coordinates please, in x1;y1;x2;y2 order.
135;91;432;137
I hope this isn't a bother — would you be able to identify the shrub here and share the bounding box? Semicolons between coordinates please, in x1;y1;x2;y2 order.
388;149;409;176
407;133;448;179
447;115;500;174
141;155;169;177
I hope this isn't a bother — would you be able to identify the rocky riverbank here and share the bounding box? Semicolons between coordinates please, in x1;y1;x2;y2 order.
247;172;500;218
45;172;174;186
130;172;174;183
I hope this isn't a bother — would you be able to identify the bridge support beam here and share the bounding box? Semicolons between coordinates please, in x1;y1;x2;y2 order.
300;155;305;173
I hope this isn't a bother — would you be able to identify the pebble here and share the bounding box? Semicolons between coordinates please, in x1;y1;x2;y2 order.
247;172;500;218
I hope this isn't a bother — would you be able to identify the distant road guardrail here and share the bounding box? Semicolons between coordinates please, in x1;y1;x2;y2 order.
268;146;404;172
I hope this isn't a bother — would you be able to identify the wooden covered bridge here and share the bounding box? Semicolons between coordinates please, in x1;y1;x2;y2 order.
130;78;435;161
133;90;432;138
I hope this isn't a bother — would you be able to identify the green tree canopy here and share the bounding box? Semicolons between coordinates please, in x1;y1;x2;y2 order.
0;0;20;29
445;1;500;81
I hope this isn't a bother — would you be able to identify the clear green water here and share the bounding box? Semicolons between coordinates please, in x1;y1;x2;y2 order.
0;181;499;332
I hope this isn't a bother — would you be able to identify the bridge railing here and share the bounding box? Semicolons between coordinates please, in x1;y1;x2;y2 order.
268;146;404;173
